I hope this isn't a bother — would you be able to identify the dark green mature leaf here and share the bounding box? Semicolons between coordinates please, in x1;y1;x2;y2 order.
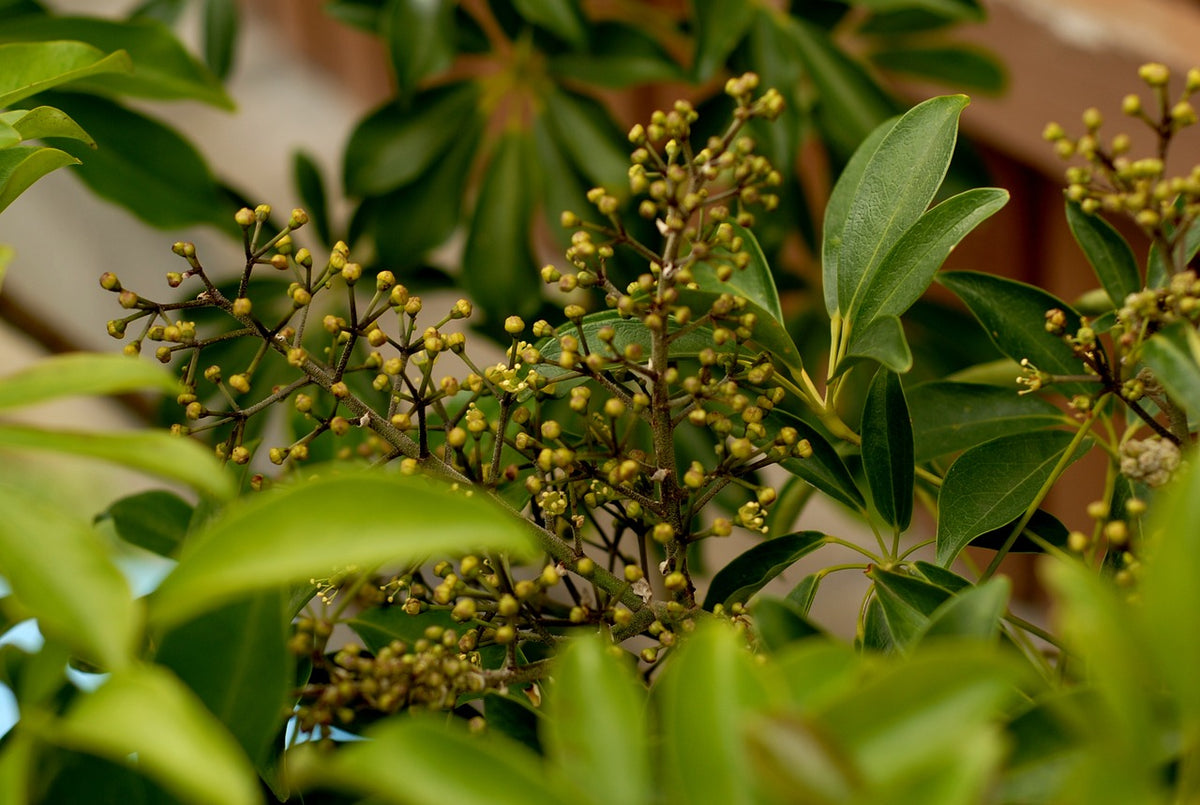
1148;215;1200;288
462;131;539;323
202;0;238;80
154;589;291;766
861;595;894;652
940;271;1090;396
908;381;1067;462
787;573;822;614
970;508;1069;553
0;16;232;108
1140;320;1200;416
855;0;983;14
0;106;93;145
869;45;1005;93
917;577;1009;643
692;0;755;81
548;22;681;87
862;369;914;530
867;565;951;648
149;472;534;631
0;144;76;213
544;636;649;805
344;81;480;197
912;561;971;592
346;606;458;655
513;0;586;48
936;430;1089;566
752;596;823;651
129;0;186;24
542;88;629;196
292;150;332;246
381;0;455;105
0;484;137;671
773;413;866;511
0;41;131;107
703;531;828;610
1065;201;1141;308
839;314;912;374
101;489;193;557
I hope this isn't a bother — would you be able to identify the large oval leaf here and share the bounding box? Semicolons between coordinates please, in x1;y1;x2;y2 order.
0;41;131;107
861;369;914;531
703;531;829;610
907;381;1067;462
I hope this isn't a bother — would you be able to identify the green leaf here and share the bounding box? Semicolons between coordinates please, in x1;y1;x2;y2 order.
936;430;1088;566
153;589;291;766
149;471;535;631
940;271;1090;396
0;484;138;671
345;606;459;655
0;242;11;294
548;22;682;87
907;381;1067;462
542;88;629;196
692;0;755;80
101;489;193;557
869;44;1005;93
0;106;94;146
969;507;1070;553
292;149;332;246
657;622;771;805
752;596;823;651
0;424;235;500
911;561;971;592
0;41;132;107
773;413;866;511
292;714;571;805
544;636;649;805
0;352;180;412
703;531;828;610
837;94;969;319
862;369;914;530
0;17;232;108
1065;200;1141;308
41;93;227;230
917;577;1009;643
47;664;260;805
201;0;238;80
850;187;1008;327
381;0;456;105
838;314;912;374
746;712;862;804
462;131;539;322
1140;320;1200;417
867;565;951;649
855;0;983;15
512;0;586;48
786;573;822;614
129;0;187;24
0;144;77;213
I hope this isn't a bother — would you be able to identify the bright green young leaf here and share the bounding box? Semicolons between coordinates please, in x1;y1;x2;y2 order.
838;94;969;319
751;596;823;651
0;352;180;412
544;635;649;805
861;729;1005;805
1140;320;1200;417
867;566;951;649
201;0;238;80
907;381;1067;462
656;622;772;805
292;714;572;805
0;118;15;148
861;369;914;530
691;0;755;81
1065;200;1141;308
936;430;1088;566
0;484;138;671
381;0;456;105
513;0;586;48
0;106;94;146
0;17;232;108
917;577;1009;644
542;88;629;197
0;243;10;293
940;271;1091;396
154;589;291;766
0;41;132;107
703;531;829;610
101;489;193;557
0;144;77;214
0;424;235;500
149;472;534;631
548;22;682;87
47;664;260;805
869;44;1006;94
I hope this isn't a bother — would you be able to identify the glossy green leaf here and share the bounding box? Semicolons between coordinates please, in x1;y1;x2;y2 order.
0;16;232;108
0;352;180;412
544;636;649;805
1065;200;1141;308
752;596;823;651
774;413;866;511
786;573;822;614
202;0;238;80
48;664;260;805
969;507;1069;553
703;531;828;610
292;149;332;246
0;117;14;148
0;106;93;145
542;88;629;196
869;44;1005;93
101;489;193;557
850;187;1008;327
911;561;971;592
837;94;968;318
936;430;1088;566
42;93;227;229
381;0;455;104
692;0;755;81
0;41;132;107
513;0;586;47
293;714;571;805
839;314;912;374
0;424;235;500
154;590;290;766
940;271;1090;396
1140;320;1200;416
344;82;479;197
0;144;77;214
548;22;682;87
657;622;771;805
861;595;894;652
462;131;539;322
149;471;534;630
868;566;951;648
862;369;914;530
917;577;1009;643
907;381;1067;462
0;484;137;671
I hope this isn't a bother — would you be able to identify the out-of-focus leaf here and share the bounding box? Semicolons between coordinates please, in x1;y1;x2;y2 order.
345;606;458;655
292;149;332;247
0;144;77;214
1140;320;1200;416
542;88;629;196
100;489;193;557
703;531;828;610
128;0;186;24
1065;200;1141;308
907;381;1068;462
202;0;238;80
0;353;181;412
0;106;93;145
0;41;131;107
854;0;983;17
861;369;914;530
381;0;456;105
512;0;586;48
752;596;823;651
692;0;755;81
748;712;862;803
869;44;1005;94
549;22;681;87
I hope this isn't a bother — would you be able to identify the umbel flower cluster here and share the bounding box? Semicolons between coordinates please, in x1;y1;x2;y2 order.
101;75;807;728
